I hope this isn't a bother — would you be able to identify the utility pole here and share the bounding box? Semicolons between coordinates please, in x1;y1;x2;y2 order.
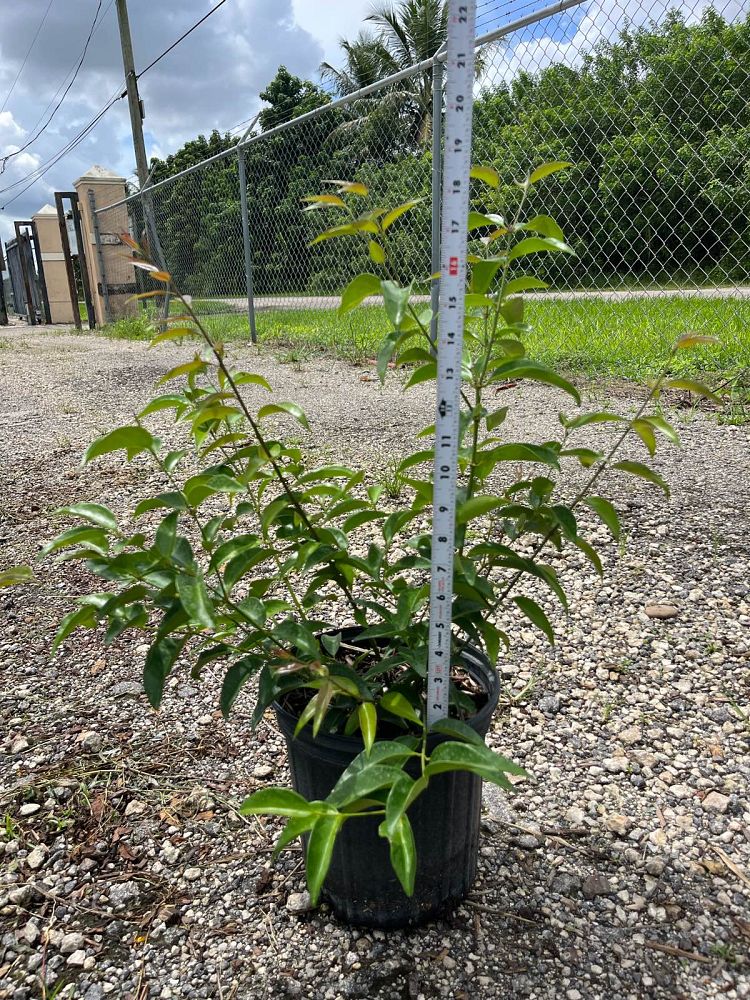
115;0;148;187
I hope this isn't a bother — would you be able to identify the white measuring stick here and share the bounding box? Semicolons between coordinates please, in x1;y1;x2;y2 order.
426;0;477;727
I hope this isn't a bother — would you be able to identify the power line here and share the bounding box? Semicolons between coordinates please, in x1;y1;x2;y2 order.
1;0;108;173
137;0;231;79
0;90;124;210
0;0;56;114
18;0;115;144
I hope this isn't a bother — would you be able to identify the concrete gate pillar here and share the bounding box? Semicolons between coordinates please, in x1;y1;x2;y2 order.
74;165;136;325
32;204;76;324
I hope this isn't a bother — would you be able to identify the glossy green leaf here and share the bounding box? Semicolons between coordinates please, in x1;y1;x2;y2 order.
156;358;207;385
513;594;554;644
176;572;215;628
504;276;549;295
429;718;484;747
51;605;97;652
84;426;156;463
456;496;506;524
528;161;573;184
234;371;272;391
380;812;416;896
520;214;565;241
257;401;310;431
56;503;118;531
632;418;657;455
424;741;526;787
368;240;385;264
664;378;720;403
340;273;381;315
327;763;407;809
470;165;499;187
489;359;580;403
381;280;411;329
612;460;669;495
508;236;573;261
382;198;422;230
0;565;35;589
358;702;377;755
583;496;620;539
241;787;319;818
143;635;186;709
306;813;344;905
380;691;422;726
273;814;318;858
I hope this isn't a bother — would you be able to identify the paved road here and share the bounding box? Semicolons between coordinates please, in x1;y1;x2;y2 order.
203;285;750;314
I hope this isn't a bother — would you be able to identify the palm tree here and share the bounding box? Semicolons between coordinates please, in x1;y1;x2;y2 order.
366;0;448;144
320;31;398;95
320;2;448;148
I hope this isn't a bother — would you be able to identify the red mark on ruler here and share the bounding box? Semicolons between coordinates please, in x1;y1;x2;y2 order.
449;256;459;276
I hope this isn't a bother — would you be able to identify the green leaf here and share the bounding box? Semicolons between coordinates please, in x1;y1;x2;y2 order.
306;813;344;905
468;211;504;231
527;161;573;184
508;237;573;261
612;460;669;495
41;525;110;557
376;331;399;385
56;503;118;531
358;702;377;756
470;165;499;187
404;362;436;389
504;276;549;295
382;198;422;230
664;378;720;403
583;497;620;539
424;741;526;788
0;565;35;589
486;407;508;432
340;273;381;315
138;394;185;418
640;414;679;445
520;214;565;241
302;193;346;209
272;814;318;858
368;240;385;264
489;359;580;403
241;787;318;818
51;605;97;653
381;280;411;329
513;595;554;644
675;333;720;350
154;511;179;556
156;358;207;385
470;259;503;294
84;426;156;463
220;657;259;716
327;764;407;809
380;691;422;726
133;492;187;518
257;401;310;431
143;636;186;708
429;718;484;746
176;572;215;628
456;496;506;524
632;419;657;456
234;371;273;391
149;327;194;346
380;812;416;896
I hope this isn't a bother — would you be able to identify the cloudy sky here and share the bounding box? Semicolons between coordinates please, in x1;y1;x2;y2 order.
0;0;743;246
0;0;375;243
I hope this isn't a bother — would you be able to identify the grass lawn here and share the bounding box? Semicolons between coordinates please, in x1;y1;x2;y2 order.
99;294;750;379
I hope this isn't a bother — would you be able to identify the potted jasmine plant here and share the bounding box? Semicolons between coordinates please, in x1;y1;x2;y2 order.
25;163;715;928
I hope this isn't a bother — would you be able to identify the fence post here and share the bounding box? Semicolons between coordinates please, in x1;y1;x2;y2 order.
430;57;443;350
237;149;258;344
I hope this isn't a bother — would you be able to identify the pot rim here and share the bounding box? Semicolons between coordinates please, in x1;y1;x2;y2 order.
273;629;500;753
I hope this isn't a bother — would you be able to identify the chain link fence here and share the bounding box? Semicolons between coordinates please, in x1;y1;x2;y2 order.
94;0;750;373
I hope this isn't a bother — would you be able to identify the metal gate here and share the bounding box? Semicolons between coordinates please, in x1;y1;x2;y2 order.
4;222;51;325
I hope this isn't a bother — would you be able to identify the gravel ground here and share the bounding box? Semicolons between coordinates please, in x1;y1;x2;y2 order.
1;323;749;1000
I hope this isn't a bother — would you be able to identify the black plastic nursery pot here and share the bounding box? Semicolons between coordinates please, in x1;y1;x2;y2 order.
273;637;501;929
